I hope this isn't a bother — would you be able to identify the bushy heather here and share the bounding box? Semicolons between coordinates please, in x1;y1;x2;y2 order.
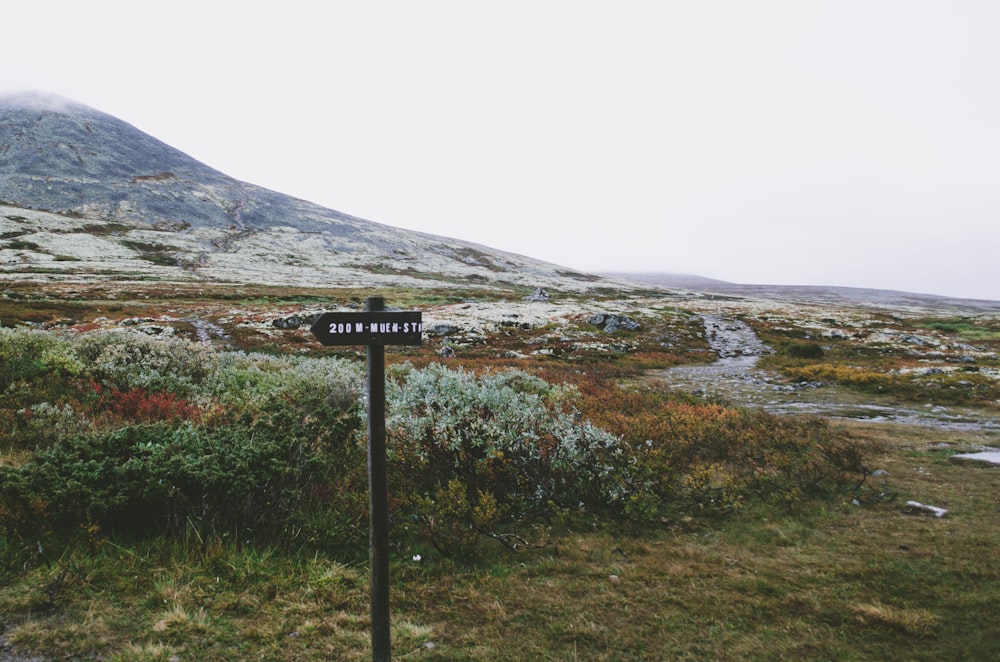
74;330;218;394
0;327;871;563
575;379;870;515
385;364;642;554
0;327;367;555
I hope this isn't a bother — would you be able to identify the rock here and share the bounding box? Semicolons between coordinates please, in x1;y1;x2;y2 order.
905;501;948;517
425;323;460;336
438;345;455;358
272;315;301;329
272;313;323;329
525;288;550;301
152;220;192;232
588;313;641;333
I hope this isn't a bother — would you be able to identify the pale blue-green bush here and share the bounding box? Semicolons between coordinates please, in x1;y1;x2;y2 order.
200;351;363;414
385;364;639;554
74;330;218;394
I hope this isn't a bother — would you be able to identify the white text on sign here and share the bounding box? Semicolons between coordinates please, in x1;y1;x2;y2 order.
328;321;423;335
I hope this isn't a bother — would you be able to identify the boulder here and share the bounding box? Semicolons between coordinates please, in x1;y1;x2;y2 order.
272;315;301;329
589;313;641;333
272;312;323;329
425;323;461;336
525;288;550;301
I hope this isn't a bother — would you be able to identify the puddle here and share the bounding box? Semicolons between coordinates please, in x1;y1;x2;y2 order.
186;318;230;343
656;314;1000;431
951;450;1000;465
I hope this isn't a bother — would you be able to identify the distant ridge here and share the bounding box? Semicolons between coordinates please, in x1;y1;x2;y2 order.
0;93;604;290
604;272;1000;312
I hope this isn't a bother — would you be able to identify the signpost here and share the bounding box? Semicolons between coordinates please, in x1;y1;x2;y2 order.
310;297;422;662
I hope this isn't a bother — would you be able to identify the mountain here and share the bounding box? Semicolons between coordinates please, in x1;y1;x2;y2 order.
0;93;604;290
604;272;1000;312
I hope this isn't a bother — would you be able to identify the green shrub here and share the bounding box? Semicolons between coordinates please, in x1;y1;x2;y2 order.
0;329;369;552
783;341;825;359
74;330;218;394
0;406;366;549
0;327;82;390
385;365;638;555
578;381;870;516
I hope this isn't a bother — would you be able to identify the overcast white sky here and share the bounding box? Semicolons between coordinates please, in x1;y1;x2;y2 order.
3;1;999;300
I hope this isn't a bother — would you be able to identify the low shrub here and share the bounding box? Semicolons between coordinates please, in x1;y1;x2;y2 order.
783;363;1000;405
74;330;218;394
0;406;366;549
783;341;825;359
385;365;639;555
0;327;872;563
574;378;869;515
0;328;369;553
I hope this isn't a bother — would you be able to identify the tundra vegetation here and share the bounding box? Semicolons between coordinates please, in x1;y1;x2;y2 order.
1;282;999;660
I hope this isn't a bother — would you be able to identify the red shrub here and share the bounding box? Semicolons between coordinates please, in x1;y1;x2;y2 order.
102;387;199;423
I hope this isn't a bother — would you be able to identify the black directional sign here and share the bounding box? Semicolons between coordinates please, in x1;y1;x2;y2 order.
310;311;423;346
309;299;422;662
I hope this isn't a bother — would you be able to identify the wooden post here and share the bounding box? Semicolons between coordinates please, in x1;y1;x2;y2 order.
365;296;391;662
309;298;422;661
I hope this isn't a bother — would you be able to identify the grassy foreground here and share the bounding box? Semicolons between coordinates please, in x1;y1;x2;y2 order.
3;283;1000;659
2;423;998;660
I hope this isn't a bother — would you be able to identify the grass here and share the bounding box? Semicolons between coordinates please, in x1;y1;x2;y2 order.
2;284;1000;659
1;424;998;660
752;313;1000;409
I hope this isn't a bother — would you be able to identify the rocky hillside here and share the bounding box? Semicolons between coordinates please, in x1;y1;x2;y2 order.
0;93;605;291
604;272;1000;313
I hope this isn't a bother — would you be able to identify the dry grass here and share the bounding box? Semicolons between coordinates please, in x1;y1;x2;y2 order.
851;601;940;635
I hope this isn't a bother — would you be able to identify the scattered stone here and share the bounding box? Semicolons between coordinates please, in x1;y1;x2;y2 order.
272;316;301;329
871;469;889;477
139;325;169;335
425;323;460;336
905;501;948;517
899;334;935;346
152;220;191;232
499;319;533;330
588;313;641;333
271;313;322;329
525;288;550;301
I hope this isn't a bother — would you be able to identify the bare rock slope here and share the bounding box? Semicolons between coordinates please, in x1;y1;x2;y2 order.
0;93;602;290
